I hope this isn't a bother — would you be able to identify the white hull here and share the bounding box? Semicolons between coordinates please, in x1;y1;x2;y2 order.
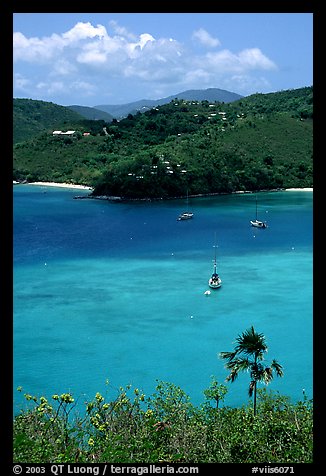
177;212;193;221
208;277;222;289
250;219;267;228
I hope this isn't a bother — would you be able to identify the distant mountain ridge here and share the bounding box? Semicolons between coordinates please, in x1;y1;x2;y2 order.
67;105;113;121
94;88;243;119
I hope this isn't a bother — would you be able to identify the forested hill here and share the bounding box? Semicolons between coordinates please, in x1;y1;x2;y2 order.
234;87;313;117
13;86;313;198
13;99;85;144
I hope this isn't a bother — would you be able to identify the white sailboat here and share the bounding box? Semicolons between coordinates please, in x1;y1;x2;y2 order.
208;236;222;289
177;190;193;221
250;195;267;228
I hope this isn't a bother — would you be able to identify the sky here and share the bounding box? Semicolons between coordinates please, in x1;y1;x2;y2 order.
13;13;313;107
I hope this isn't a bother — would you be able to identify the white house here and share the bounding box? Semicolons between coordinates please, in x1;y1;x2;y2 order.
52;130;76;136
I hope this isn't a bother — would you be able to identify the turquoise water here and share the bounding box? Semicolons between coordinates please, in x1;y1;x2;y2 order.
13;186;313;413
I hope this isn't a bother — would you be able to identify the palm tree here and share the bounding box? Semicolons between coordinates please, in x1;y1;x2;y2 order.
219;326;284;415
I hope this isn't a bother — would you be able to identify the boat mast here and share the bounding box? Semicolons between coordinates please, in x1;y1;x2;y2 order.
213;233;217;273
255;195;258;220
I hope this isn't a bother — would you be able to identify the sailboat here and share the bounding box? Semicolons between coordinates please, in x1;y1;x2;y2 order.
250;195;267;228
208;236;222;289
177;190;193;221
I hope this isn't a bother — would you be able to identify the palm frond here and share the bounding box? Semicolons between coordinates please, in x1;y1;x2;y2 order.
250;362;264;382
224;357;252;382
271;359;284;377
225;369;239;383
234;326;268;358
225;357;251;371
219;351;237;362
262;367;274;384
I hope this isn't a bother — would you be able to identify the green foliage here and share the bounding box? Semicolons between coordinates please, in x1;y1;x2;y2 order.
13;87;313;195
13;99;85;144
13;382;313;463
203;375;228;408
236;87;313;118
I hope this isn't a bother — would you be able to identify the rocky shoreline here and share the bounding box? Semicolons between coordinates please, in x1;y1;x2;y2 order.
14;181;312;201
74;187;313;202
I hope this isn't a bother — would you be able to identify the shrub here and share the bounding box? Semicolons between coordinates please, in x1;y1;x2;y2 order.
13;384;313;463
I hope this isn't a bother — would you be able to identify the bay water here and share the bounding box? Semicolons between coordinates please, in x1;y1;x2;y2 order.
13;186;313;414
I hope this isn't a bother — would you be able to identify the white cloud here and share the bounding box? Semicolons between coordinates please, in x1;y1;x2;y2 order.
238;48;277;70
77;47;108;65
13;21;275;75
203;48;277;74
13;31;65;62
183;68;211;84
14;73;32;92
71;80;97;95
13;22;108;65
13;20;278;101
228;74;272;93
139;33;156;49
108;20;137;41
34;79;96;99
51;59;77;75
122;37;185;83
62;22;107;42
126;33;156;59
192;28;220;48
36;81;65;94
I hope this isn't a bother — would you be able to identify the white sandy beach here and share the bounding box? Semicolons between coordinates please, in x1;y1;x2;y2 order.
285;188;313;192
27;181;93;190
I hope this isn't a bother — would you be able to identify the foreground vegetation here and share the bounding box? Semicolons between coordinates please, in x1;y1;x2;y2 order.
13;324;312;463
14;382;312;463
13;87;313;198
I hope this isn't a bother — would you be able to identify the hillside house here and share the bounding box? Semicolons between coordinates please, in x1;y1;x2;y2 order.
52;130;76;136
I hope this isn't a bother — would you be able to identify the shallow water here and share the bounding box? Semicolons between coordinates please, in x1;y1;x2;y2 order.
13;186;313;413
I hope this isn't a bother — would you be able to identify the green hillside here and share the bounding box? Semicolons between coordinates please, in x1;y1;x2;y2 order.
13;98;86;144
13;87;313;196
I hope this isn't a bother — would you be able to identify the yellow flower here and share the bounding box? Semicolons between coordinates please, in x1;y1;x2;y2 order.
60;393;74;404
95;392;104;402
